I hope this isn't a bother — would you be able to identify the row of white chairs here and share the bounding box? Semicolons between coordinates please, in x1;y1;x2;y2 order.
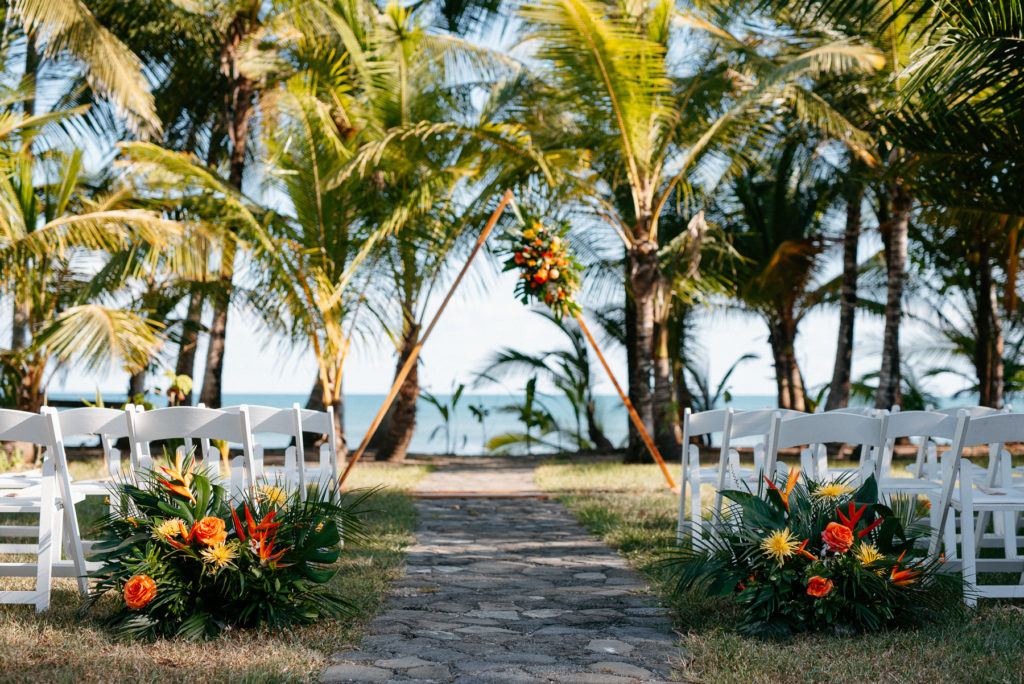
0;403;341;611
675;405;1024;605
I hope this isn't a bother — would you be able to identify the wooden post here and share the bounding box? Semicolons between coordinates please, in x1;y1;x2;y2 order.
575;312;678;491
338;190;515;487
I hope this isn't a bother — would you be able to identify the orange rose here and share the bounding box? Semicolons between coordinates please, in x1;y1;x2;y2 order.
807;576;833;598
191;516;227;547
822;521;854;553
534;269;549;284
124;574;157;609
513;252;525;265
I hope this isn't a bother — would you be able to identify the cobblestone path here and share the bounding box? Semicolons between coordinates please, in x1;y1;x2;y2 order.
321;492;683;683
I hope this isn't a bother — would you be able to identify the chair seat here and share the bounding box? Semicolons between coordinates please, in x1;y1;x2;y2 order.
687;466;756;484
0;487;88;512
0;470;43;490
878;479;942;495
950;487;1024;510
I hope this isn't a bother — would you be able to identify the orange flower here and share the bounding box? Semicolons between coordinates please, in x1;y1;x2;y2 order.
513;252;525;265
534;269;549;284
763;467;800;510
796;538;818;561
807;576;833;598
231;505;280;543
890;551;918;586
191;517;227;546
822;521;854;553
124;574;157;609
158;451;196;503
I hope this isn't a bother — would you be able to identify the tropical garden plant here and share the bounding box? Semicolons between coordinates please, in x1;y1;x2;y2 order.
664;470;964;637
86;450;366;639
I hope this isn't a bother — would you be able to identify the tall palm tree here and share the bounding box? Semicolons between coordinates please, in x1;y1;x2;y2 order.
519;0;883;458
722;138;839;410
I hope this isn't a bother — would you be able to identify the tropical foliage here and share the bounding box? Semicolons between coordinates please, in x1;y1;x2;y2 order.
86;451;365;639
662;471;964;636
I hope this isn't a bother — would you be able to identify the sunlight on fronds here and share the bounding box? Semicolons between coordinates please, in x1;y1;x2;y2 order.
35;304;164;374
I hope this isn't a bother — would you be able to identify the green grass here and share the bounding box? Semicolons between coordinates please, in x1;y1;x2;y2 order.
0;461;430;683
538;461;1024;684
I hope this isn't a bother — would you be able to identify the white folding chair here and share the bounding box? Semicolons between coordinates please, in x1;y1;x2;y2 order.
676;409;730;542
0;409;89;611
223;404;307;498
296;406;342;487
766;411;887;486
125;406;257;489
929;412;1024;604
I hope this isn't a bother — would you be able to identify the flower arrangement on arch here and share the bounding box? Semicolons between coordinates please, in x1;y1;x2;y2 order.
85;450;367;640
662;470;964;637
500;219;583;321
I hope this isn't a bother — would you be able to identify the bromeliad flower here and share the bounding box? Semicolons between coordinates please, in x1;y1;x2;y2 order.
763;467;800;510
812;482;855;500
837;501;884;538
158;451;196;503
760;528;800;564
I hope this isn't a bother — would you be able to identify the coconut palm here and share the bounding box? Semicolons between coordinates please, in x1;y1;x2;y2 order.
721;137;840;410
518;0;884;458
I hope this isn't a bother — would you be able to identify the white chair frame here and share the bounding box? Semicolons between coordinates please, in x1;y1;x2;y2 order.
223;404;308;499
125;406;257;488
0;409;88;611
766;411;887;486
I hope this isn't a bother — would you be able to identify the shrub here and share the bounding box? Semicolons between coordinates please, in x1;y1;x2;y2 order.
85;450;368;640
662;471;964;637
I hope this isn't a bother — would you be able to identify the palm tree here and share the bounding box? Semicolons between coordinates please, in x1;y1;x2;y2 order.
722;137;839;410
518;0;884;458
476;309;613;451
0;147;179;458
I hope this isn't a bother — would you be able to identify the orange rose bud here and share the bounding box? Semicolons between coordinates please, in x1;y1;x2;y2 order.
807;576;833;598
191;516;227;546
822;521;854;553
124;574;157;609
534;269;549;284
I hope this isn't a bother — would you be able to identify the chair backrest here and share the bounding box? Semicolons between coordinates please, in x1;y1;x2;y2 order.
296;406;339;481
879;410;959;481
767;411;887;481
50;407;130;439
126;406;257;486
935;406;1006;419
0;409;56;446
222;404;307;494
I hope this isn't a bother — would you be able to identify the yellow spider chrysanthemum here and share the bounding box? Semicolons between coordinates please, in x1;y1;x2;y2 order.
854;541;883;567
812;482;855;500
760;528;800;564
260;485;288;506
155;518;185;539
200;543;238;570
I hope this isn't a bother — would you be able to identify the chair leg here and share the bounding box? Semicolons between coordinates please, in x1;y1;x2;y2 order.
676;452;688;544
688;452;702;545
34;459;58;612
960;495;979;607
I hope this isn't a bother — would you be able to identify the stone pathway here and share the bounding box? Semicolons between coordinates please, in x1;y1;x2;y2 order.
321;465;682;683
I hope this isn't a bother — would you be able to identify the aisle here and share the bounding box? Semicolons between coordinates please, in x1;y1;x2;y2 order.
321;469;682;683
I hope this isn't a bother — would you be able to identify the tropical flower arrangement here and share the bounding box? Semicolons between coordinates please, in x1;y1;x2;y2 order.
500;219;583;320
85;450;366;640
663;470;964;637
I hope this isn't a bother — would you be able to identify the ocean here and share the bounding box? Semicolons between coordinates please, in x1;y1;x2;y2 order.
47;392;980;455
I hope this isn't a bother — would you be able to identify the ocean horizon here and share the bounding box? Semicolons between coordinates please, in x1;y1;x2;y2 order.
48;391;982;455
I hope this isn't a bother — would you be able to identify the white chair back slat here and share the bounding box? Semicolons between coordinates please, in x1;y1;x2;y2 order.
766;412;887;482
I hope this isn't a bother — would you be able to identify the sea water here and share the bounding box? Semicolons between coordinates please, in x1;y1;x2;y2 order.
47;392;977;455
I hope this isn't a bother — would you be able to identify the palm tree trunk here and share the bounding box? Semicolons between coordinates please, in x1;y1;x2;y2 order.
769;319;806;411
174;290;203;405
304;370;348;459
653;319;681;462
624;240;659;463
375;324;421;462
127;369;146;402
585;399;613;450
826;184;862;411
199;15;255;409
975;237;1003;408
875;184;911;410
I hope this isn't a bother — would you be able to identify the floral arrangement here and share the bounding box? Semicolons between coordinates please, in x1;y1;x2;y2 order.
663;471;964;637
500;219;583;320
85;450;366;640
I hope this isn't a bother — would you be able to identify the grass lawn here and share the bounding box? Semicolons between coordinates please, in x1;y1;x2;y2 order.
536;460;1024;684
0;462;432;683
